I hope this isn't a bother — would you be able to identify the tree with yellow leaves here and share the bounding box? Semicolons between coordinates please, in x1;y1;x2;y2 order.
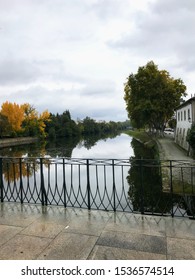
0;101;24;136
21;103;50;138
0;101;50;138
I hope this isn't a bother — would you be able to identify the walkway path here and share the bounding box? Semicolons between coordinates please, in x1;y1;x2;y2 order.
0;202;195;260
157;135;193;161
157;135;195;191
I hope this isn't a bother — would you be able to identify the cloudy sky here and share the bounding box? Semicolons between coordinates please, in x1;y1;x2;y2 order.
0;0;195;121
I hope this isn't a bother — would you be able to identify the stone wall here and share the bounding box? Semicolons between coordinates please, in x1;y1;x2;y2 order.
0;137;38;148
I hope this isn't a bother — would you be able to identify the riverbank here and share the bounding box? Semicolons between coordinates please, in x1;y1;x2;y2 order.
126;130;195;194
125;129;193;161
0;137;39;148
125;130;156;149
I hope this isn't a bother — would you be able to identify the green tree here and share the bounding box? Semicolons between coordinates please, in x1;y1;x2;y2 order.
82;117;99;135
46;111;80;139
187;124;195;156
124;61;186;133
21;104;39;136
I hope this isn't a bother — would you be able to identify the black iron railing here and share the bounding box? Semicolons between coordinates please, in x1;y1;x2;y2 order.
0;157;195;218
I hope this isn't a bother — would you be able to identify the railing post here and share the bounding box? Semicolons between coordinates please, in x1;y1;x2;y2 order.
86;159;91;210
140;159;144;214
112;159;116;211
19;158;23;204
63;158;66;207
0;158;4;203
40;158;47;206
170;160;174;217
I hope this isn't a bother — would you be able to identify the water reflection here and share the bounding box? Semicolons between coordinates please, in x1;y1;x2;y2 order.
0;141;47;158
127;138;171;214
0;132;132;184
45;137;80;158
0;132;122;159
127;138;195;217
72;133;134;158
2;133;194;217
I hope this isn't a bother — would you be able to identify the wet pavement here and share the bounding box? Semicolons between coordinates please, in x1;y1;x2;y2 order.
157;135;193;161
0;202;195;260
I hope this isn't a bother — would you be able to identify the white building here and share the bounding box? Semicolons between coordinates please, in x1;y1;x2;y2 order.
175;97;195;151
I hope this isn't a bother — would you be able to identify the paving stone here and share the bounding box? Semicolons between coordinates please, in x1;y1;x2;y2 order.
97;231;167;255
166;218;195;240
0;212;39;227
105;212;166;236
0;224;23;246
64;211;110;236
0;203;41;227
88;245;166;260
0;234;52;260
21;221;65;238
1;202;194;260
36;208;71;225
37;232;98;260
167;237;195;259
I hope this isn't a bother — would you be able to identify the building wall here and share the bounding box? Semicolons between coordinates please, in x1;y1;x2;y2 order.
175;103;192;151
192;101;195;123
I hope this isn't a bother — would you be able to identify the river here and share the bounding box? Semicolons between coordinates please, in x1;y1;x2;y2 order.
1;133;194;218
0;133;134;158
72;133;134;158
0;133;135;212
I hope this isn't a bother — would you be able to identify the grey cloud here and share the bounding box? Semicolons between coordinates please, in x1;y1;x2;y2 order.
151;0;195;14
81;80;116;96
107;0;195;73
89;0;125;20
0;60;41;85
2;84;125;121
72;102;127;121
2;0;194;120
0;58;86;85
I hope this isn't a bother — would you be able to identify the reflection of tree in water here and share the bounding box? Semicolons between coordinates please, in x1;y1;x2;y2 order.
127;138;172;214
78;132;120;150
3;158;37;182
1;134;118;183
45;136;79;158
2;158;52;183
128;138;195;217
1;142;48;182
0;141;47;158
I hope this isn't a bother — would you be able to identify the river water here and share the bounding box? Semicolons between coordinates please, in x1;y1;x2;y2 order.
1;133;194;218
71;133;134;158
0;133;135;212
0;133;134;158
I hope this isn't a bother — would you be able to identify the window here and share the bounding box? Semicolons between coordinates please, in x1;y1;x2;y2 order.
178;112;180;121
184;110;186;121
188;109;191;121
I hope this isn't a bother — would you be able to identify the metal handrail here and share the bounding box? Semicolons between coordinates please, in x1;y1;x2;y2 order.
0;157;195;218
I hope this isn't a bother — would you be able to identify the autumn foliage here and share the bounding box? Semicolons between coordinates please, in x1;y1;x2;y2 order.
1;102;24;133
0;101;50;138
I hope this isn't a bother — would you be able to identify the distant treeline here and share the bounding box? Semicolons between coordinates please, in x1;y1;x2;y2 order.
45;110;131;140
0;101;131;139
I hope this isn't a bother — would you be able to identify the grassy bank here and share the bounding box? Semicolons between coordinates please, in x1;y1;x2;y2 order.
125;129;156;149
